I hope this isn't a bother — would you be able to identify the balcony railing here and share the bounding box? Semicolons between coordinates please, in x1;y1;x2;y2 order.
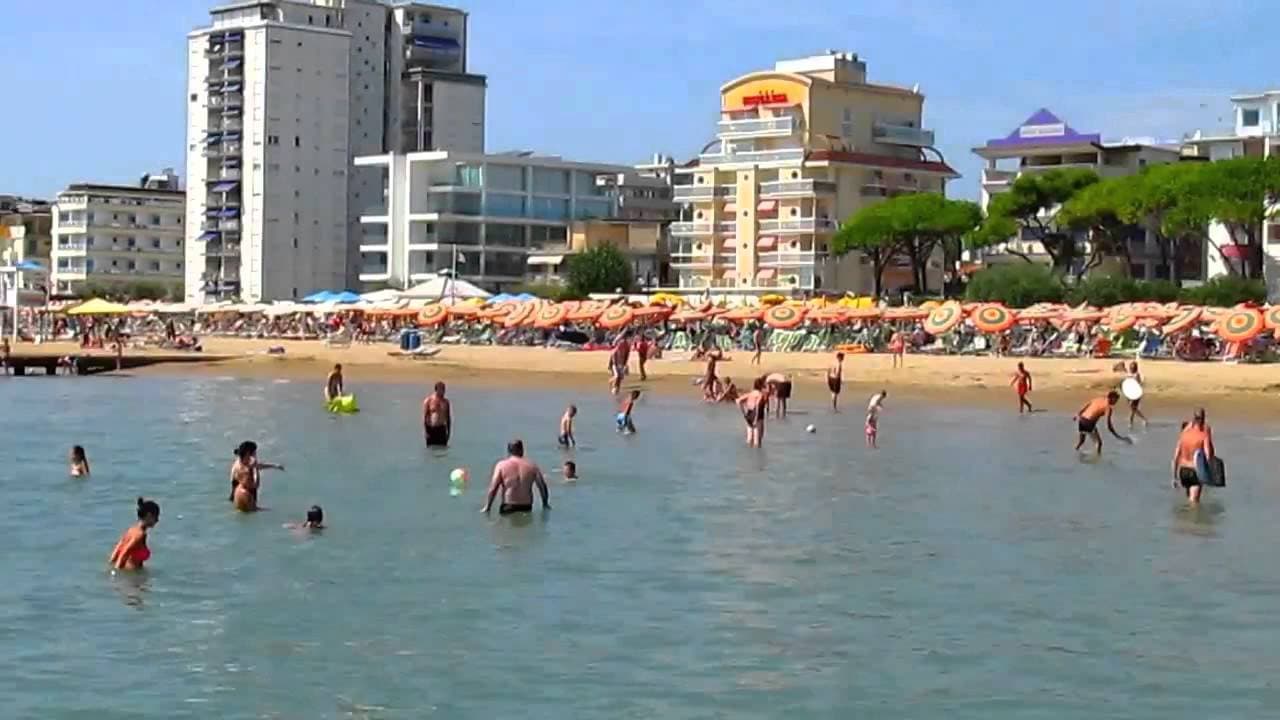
699;147;806;166
758;217;837;234
670;221;715;236
56;242;88;253
757;251;821;266
672;185;735;202
872;122;936;147
758;179;837;197
717;116;796;138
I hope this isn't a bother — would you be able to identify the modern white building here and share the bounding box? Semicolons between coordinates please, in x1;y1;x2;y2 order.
50;171;186;295
353;151;635;289
1182;91;1280;297
973;109;1184;280
184;0;485;303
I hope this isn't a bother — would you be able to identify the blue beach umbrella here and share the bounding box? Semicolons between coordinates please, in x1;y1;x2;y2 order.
302;290;334;303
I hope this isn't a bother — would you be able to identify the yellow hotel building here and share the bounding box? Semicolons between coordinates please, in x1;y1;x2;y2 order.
669;52;958;295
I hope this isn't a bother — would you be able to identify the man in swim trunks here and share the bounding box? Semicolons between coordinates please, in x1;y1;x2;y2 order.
1171;408;1214;504
608;332;631;395
735;377;770;448
827;352;845;412
1073;390;1128;455
481;439;550;515
557;404;577;448
1010;362;1033;414
324;363;344;402
765;372;793;419
701;347;725;400
423;381;452;447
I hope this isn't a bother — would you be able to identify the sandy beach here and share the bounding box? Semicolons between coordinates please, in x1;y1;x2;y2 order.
17;338;1280;416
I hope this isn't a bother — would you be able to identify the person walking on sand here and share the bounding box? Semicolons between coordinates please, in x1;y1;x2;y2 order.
1172;408;1215;504
608;332;632;395
735;377;770;448
1011;362;1033;414
1126;360;1148;429
109;498;160;571
423;381;452;447
557;405;577;448
827;352;845;412
481;439;550;516
1073;391;1130;456
866;390;887;449
324;363;344;402
889;330;906;369
752;323;765;365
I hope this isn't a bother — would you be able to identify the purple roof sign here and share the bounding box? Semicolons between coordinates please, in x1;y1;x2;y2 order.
984;108;1101;148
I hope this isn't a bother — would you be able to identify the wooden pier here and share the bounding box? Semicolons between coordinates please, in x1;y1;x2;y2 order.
4;353;222;376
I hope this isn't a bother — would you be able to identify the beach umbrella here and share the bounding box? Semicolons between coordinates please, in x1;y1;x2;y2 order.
1264;305;1280;330
763;304;806;329
533;303;570;328
66;298;130;315
1217;307;1265;343
845;307;883;321
1105;305;1137;332
808;306;848;324
1016;307;1063;322
302;290;333;303
720;306;763;323
632;305;674;323
567;300;608;321
501;302;537;328
416;304;448;327
597;305;635;330
923;302;963;336
669;310;708;324
1162;307;1202;335
973;304;1016;334
918;299;942;312
759;294;787;306
883;307;928;321
447;304;481;319
1063;309;1105;323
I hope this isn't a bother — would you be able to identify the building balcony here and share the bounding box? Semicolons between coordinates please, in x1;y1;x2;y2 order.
358;266;390;281
670;221;715;236
757;250;822;266
872;122;936;148
57;267;87;279
672;185;735;202
717;115;797;140
210;168;241;182
759;217;837;234
758;179;837;198
699;147;806;166
55;242;88;255
221;118;243;133
58;219;88;233
205;241;241;258
668;254;715;268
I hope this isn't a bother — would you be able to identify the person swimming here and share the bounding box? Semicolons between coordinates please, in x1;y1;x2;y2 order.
558;404;577;447
562;460;578;481
229;441;285;512
109;497;160;571
1073;390;1130;455
617;390;639;434
69;445;91;477
286;505;325;530
481;439;550;515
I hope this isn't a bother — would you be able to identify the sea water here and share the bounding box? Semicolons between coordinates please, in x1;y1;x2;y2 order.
2;376;1279;719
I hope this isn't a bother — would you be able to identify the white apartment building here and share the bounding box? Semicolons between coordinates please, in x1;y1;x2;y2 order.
185;0;485;303
1183;91;1280;298
354;151;633;289
50;172;186;295
973;109;1184;280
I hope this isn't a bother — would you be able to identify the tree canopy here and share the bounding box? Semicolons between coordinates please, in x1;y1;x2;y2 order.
564;244;633;296
971;167;1099;274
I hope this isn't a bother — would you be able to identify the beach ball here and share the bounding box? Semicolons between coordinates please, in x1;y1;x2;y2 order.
449;468;468;497
806;424;816;434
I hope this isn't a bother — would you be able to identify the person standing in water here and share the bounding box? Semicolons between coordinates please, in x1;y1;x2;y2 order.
765;372;792;419
1126;360;1148;428
735;377;770;448
1073;390;1129;455
701;347;725;400
324;364;344;402
481;439;550;516
69;445;91;477
109;498;160;570
230;441;285;511
827;352;845;412
1010;362;1034;414
557;405;577;448
423;381;452;447
617;390;640;434
1172;408;1215;504
608;332;631;395
866;390;887;449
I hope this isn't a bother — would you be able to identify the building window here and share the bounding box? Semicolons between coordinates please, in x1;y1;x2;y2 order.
293;238;298;248
1243;108;1261;127
842;108;855;139
294;136;300;147
268;135;279;145
150;261;161;272
152;238;161;249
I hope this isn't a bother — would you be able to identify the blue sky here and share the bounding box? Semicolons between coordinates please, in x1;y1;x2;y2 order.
0;0;1271;200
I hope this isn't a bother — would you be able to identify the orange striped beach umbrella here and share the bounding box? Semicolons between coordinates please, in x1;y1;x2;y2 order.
416;304;448;327
533;303;569;329
1217;307;1265;343
972;304;1016;334
923;302;963;335
720;306;764;323
502;302;537;328
1162;306;1202;335
762;304;806;329
597;305;635;330
1263;305;1280;330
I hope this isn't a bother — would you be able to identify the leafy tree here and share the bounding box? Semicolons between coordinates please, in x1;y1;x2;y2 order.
1178;276;1266;305
1192;156;1280;278
564;245;633;296
832;201;903;297
1057;177;1139;279
1112;162;1209;286
974;168;1099;274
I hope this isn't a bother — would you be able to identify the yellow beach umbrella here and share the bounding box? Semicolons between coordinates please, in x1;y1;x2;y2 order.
66;298;130;315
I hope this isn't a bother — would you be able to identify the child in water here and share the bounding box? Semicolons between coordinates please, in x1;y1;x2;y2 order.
617;390;640;434
286;505;324;530
562;460;578;481
558;405;577;448
866;390;887;449
69;445;91;477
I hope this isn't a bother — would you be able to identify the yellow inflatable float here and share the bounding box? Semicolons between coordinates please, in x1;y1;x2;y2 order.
326;394;359;414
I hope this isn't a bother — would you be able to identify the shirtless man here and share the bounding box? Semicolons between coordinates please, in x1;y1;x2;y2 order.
557;404;577;448
701;348;725;400
481;439;550;515
608;332;632;395
1172;408;1215;504
423;381;452;447
765;372;792;419
827;352;844;412
1073;390;1129;455
324;363;344;402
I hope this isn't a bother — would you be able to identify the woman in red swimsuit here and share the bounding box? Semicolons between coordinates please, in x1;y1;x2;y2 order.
109;497;160;570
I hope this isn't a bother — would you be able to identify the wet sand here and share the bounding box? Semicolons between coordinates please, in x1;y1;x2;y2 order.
20;338;1280;418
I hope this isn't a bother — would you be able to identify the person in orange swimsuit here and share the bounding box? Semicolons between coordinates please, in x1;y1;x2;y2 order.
109;497;160;570
1010;362;1033;414
1171;408;1215;504
1073;390;1129;455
